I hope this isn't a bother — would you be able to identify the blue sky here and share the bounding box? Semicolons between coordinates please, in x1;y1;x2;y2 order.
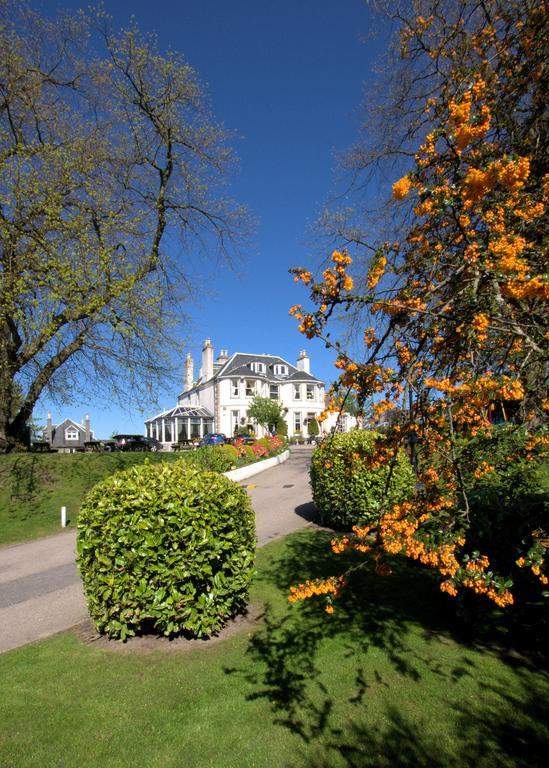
37;0;391;437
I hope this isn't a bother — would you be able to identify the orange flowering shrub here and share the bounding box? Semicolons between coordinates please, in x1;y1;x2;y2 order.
287;0;547;615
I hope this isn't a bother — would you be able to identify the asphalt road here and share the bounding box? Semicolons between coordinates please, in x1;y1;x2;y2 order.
0;447;318;654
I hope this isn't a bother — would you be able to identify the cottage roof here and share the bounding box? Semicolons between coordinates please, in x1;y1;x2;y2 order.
55;418;86;432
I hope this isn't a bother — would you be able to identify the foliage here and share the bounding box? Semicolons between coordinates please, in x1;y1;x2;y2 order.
247;396;284;432
459;427;548;583
306;416;320;437
233;442;255;461
256;435;285;455
0;2;248;449
275;415;288;437
189;444;239;472
77;461;255;639
289;0;548;611
310;430;414;530
251;443;268;459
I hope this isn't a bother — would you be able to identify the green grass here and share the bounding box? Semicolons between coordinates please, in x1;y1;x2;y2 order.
1;529;547;767
0;452;184;546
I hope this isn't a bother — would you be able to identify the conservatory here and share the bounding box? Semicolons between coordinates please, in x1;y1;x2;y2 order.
145;405;214;448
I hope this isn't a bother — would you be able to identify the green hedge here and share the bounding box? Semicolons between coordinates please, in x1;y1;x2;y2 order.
77;461;255;639
310;430;414;530
188;444;239;472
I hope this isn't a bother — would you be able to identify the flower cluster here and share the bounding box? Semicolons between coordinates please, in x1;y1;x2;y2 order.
288;575;347;613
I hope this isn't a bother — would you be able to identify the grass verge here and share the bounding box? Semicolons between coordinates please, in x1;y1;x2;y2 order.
0;452;183;546
0;529;547;767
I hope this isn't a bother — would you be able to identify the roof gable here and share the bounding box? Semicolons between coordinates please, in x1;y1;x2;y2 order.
55;418;86;432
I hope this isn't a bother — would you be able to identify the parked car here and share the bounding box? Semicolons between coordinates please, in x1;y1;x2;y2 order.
199;433;227;446
112;434;156;452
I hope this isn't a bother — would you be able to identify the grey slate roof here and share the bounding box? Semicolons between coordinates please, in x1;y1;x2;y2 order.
217;353;323;384
177;351;323;399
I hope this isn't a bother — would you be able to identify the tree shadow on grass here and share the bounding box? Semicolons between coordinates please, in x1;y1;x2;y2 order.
296;669;549;768
225;529;548;760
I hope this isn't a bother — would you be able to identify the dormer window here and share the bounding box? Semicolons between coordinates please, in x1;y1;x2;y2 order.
65;427;79;441
250;361;266;374
273;364;288;376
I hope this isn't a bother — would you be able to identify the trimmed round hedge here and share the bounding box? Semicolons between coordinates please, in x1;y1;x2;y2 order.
77;460;255;640
310;430;414;530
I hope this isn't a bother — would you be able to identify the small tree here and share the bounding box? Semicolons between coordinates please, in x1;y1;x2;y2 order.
247;396;284;435
307;416;320;437
275;415;288;438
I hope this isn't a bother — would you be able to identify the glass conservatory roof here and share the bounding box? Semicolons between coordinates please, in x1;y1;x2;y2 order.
145;405;214;423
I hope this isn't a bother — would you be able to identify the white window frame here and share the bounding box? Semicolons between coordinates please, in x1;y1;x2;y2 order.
250;361;266;374
269;384;280;400
231;410;240;433
273;364;288;376
245;379;256;397
231;379;239;398
65;427;79;441
294;412;302;433
306;384;314;400
293;384;301;400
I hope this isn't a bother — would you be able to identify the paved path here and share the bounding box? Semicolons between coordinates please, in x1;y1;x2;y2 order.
0;448;318;654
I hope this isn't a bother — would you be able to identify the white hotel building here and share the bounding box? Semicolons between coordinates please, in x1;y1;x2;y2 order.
145;339;326;448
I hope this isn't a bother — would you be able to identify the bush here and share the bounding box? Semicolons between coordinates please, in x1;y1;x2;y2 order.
310;430;414;530
188;444;238;472
458;427;548;572
256;436;285;456
307;417;320;437
275;416;288;437
251;443;268;459
77;461;255;639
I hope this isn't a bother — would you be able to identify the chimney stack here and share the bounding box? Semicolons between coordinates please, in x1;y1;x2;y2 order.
297;350;310;374
217;348;229;366
85;414;91;442
184;352;194;391
202;338;214;382
46;412;53;445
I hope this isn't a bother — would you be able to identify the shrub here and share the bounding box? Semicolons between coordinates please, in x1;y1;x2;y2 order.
257;436;284;455
307;417;320;437
241;444;255;461
188;444;237;473
77;461;255;639
266;435;284;453
251;443;268;459
275;416;288;437
310;430;414;530
458;427;548;572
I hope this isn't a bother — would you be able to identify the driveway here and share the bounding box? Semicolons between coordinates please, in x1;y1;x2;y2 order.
0;447;318;653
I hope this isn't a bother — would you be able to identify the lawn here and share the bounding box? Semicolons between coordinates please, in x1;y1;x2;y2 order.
0;452;184;546
1;529;547;767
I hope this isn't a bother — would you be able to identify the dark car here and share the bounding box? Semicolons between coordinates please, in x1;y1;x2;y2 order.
112;434;156;452
199;433;227;446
